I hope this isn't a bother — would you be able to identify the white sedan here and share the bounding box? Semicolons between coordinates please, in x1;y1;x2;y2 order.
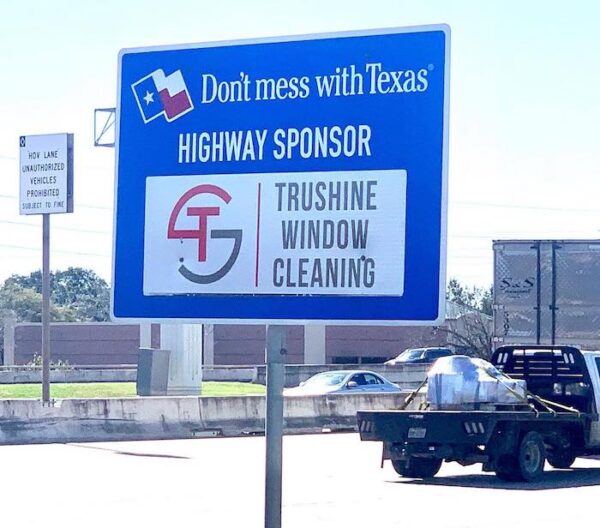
284;370;400;396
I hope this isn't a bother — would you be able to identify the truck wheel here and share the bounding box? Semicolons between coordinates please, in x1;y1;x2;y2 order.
496;432;546;482
547;449;576;469
517;431;546;482
391;457;442;478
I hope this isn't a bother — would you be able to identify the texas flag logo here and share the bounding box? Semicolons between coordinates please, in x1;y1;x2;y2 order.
131;69;194;124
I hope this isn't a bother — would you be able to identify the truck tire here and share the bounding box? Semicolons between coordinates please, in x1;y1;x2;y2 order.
496;432;546;482
547;449;576;469
391;457;442;479
517;431;546;481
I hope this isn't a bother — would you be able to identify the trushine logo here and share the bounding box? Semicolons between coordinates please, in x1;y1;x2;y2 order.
131;69;194;123
167;184;242;284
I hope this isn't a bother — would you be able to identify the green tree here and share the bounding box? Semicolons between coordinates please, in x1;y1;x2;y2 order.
4;267;110;321
0;283;77;322
0;283;78;363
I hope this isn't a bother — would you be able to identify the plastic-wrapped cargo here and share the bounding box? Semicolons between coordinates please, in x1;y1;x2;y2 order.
427;355;527;409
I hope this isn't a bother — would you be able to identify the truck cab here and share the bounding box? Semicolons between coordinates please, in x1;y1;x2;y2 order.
493;346;600;447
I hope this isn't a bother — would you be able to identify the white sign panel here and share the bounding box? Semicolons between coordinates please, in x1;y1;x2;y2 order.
144;170;406;296
19;133;73;215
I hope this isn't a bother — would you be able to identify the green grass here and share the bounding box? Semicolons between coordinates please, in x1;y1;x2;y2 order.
0;381;266;399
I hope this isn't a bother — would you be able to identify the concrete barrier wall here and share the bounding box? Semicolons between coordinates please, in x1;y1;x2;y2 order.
0;364;427;388
0;392;424;445
0;368;138;384
0;366;256;384
203;366;256;383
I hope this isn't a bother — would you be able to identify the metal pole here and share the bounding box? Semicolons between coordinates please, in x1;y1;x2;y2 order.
42;213;51;403
265;325;287;528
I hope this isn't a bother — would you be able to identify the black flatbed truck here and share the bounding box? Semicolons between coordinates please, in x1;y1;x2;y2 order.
357;345;600;481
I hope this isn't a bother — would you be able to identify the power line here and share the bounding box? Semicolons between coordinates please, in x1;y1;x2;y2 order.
454;200;600;214
0;193;112;211
4;194;591;215
0;152;112;172
450;255;491;260
449;248;491;253
0;243;108;258
1;216;592;242
4;150;599;216
0;219;109;235
450;234;600;241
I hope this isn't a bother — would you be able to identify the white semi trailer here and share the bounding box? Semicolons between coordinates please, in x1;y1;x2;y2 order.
493;239;600;349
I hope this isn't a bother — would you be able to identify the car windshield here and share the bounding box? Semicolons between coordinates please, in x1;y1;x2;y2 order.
397;349;424;362
303;372;348;387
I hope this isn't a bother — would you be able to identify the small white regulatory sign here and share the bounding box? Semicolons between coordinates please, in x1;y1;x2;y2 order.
19;133;74;215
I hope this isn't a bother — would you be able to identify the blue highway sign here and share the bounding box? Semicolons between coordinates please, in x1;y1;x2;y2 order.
113;25;450;324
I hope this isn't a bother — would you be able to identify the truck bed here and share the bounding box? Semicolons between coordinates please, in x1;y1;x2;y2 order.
357;409;589;445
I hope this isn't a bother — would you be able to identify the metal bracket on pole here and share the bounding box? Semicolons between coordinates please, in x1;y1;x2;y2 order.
93;107;116;147
265;325;287;528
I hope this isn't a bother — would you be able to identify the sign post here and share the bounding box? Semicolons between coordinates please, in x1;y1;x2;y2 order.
264;326;287;528
114;25;449;527
41;214;50;402
19;133;74;403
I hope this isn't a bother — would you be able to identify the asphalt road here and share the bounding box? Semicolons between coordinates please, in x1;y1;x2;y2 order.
2;433;600;527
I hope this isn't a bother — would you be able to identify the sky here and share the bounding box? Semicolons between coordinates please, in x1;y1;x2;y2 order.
0;0;598;288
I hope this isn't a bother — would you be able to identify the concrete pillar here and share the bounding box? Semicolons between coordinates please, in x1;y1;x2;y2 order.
139;323;152;349
303;325;326;364
160;323;203;395
3;317;16;365
203;324;215;366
